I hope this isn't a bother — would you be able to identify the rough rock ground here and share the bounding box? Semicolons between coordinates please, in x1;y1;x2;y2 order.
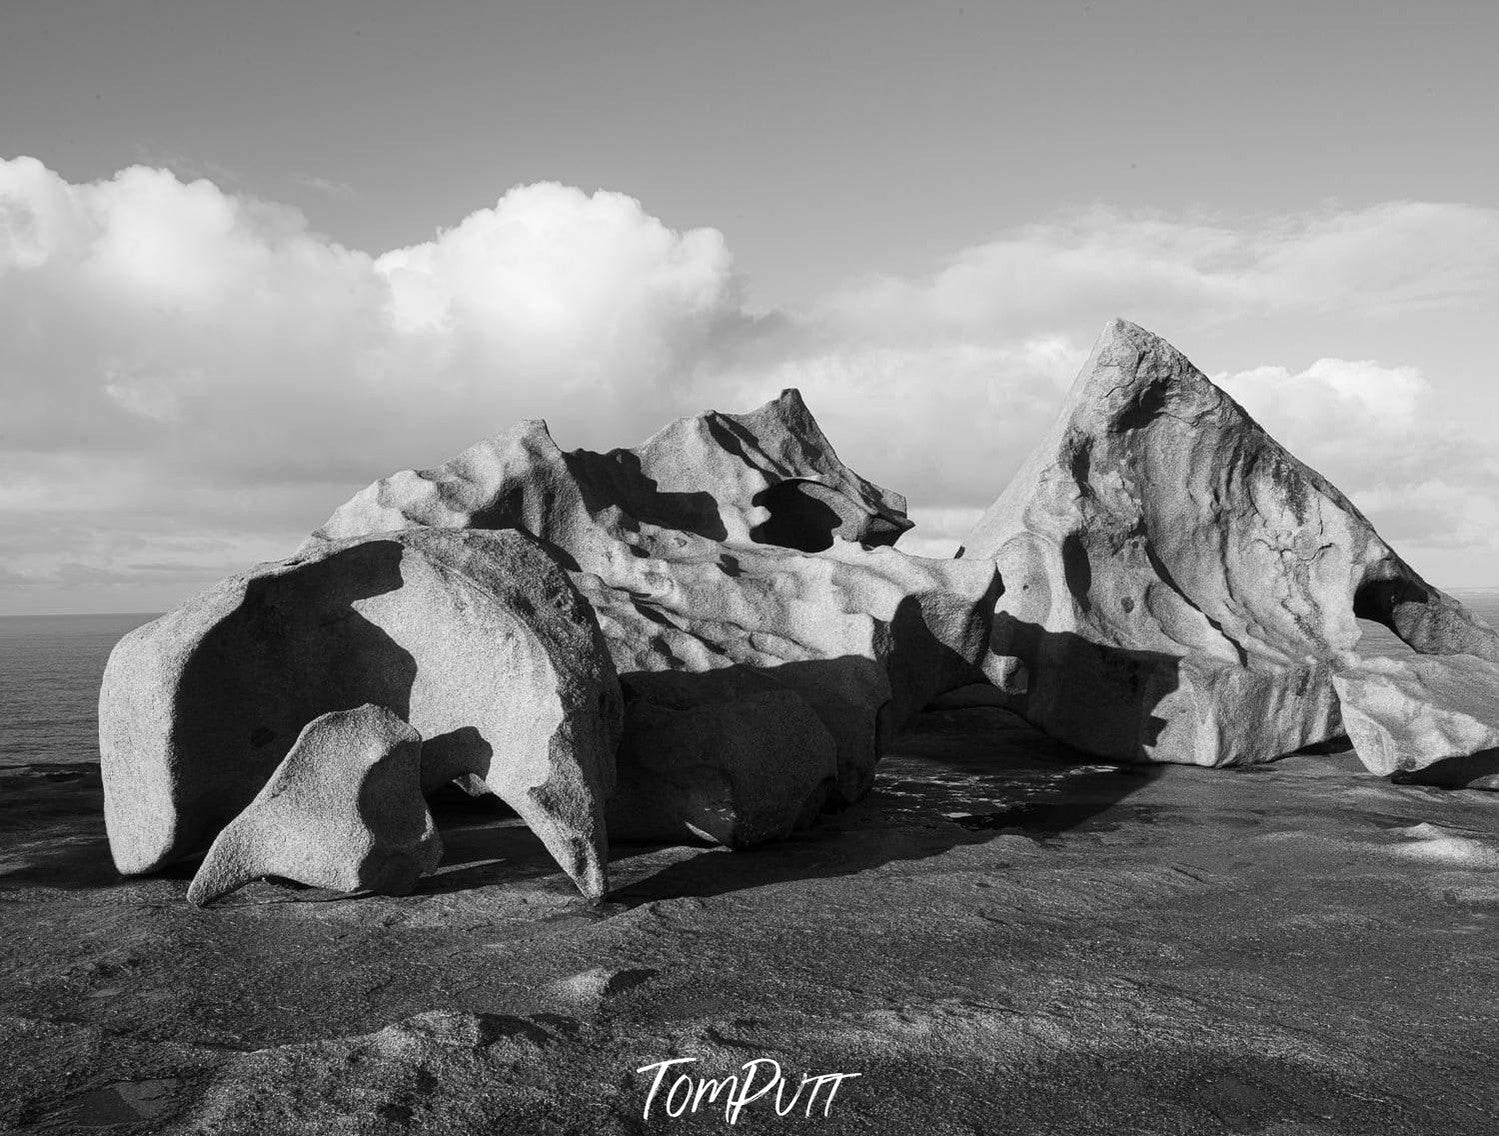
4;706;1495;1134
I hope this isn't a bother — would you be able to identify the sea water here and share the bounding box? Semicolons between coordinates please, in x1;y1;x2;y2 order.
0;613;157;768
2;594;1498;769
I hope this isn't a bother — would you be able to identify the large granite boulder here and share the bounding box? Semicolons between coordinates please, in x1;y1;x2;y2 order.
307;391;1001;814
607;669;838;846
573;541;997;804
960;318;1499;769
187;705;442;905
100;528;622;898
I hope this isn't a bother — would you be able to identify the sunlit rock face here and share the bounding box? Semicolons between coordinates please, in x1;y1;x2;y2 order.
308;390;1001;812
960;318;1499;770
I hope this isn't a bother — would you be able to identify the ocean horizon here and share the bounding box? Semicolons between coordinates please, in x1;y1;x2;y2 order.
5;593;1499;770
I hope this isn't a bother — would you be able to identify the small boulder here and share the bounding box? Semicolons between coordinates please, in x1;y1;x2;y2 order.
1332;654;1499;788
187;705;440;904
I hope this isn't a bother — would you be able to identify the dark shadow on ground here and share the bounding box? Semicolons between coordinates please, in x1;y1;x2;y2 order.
419;802;579;896
1392;745;1499;790
413;707;1161;906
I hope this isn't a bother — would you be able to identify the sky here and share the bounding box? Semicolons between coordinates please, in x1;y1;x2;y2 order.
2;0;1497;614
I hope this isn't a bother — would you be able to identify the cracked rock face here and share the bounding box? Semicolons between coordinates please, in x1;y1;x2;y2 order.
308;390;1001;816
100;528;622;898
960;318;1499;769
187;705;442;905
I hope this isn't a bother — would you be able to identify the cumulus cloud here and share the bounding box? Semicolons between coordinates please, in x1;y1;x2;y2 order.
0;158;751;609
2;155;1497;611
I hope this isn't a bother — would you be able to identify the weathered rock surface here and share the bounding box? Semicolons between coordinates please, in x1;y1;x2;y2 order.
1332;653;1499;788
960;318;1499;768
100;528;622;898
608;669;838;846
187;705;441;904
178;1010;564;1135
307;390;1001;814
7;715;1499;1135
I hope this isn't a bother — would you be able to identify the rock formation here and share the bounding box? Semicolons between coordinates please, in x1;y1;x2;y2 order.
187;705;441;905
1332;654;1499;788
960;318;1499;769
100;528;622;898
100;334;1496;914
306;389;913;555
307;390;1001;811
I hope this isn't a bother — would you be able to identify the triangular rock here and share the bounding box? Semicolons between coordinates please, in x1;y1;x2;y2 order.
960;318;1499;767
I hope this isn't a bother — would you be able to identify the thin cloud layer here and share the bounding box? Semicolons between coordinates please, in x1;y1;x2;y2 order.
820;203;1499;337
2;155;1497;612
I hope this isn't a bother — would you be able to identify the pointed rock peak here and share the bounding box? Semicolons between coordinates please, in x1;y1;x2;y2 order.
712;387;912;545
306;388;912;555
723;387;821;441
1058;318;1223;434
1089;317;1188;361
961;319;1499;769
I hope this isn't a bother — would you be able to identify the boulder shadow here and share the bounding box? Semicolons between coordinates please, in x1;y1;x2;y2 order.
419;814;581;895
606;706;1159;906
565;447;728;542
163;539;419;857
1391;746;1499;790
417;789;585;896
748;480;846;552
